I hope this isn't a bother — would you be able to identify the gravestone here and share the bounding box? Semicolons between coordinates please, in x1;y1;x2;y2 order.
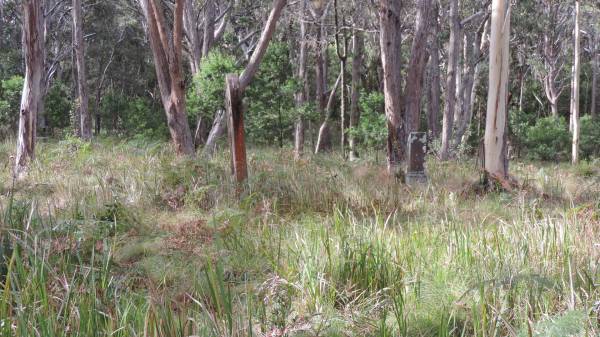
406;132;428;185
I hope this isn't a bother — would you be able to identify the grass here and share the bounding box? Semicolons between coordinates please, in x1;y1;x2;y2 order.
0;137;599;336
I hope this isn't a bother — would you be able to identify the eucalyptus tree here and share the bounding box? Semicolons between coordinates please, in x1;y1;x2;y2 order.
484;0;510;179
15;0;45;179
139;0;195;155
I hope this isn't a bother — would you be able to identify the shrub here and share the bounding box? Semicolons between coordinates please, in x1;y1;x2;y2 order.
579;115;600;159
0;75;23;137
524;116;570;161
347;91;387;153
45;81;72;132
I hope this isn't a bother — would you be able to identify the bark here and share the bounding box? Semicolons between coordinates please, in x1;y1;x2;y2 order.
440;0;460;160
427;3;441;138
294;0;308;160
225;0;288;182
454;18;487;148
15;0;45;179
226;75;247;183
404;0;435;134
334;0;348;156
571;1;580;164
593;47;598;118
73;0;90;140
484;0;510;178
140;0;195;156
202;110;227;159
202;0;216;58
540;1;569;118
349;29;363;161
380;0;405;174
238;0;287;91
315;72;342;154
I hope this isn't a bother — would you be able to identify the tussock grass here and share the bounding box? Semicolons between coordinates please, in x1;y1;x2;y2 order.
0;138;599;336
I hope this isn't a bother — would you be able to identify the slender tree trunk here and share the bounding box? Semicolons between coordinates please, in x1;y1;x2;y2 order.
484;0;510;179
349;29;363;161
202;110;226;158
226;0;287;182
454;18;487;148
427;3;441;138
440;0;460;160
315;72;342;154
294;0;308;160
380;0;405;174
73;0;91;140
591;37;597;118
202;0;216;58
404;0;434;134
140;0;195;156
571;0;580;164
15;0;45;179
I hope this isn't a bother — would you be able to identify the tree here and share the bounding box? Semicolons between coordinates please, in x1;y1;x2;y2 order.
404;0;435;134
348;28;363;160
379;0;404;175
484;0;510;179
139;0;195;156
440;0;460;160
226;0;287;183
15;0;45;179
294;0;309;160
426;3;441;138
73;0;91;140
571;0;580;164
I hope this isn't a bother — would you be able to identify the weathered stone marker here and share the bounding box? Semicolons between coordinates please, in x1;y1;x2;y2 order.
406;132;428;185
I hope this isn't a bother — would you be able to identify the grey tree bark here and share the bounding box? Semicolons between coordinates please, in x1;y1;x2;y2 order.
571;0;580;164
294;0;309;160
15;0;45;179
440;0;460;160
349;28;363;161
404;0;435;134
484;0;510;179
73;0;91;140
139;0;195;156
427;3;441;138
379;0;405;174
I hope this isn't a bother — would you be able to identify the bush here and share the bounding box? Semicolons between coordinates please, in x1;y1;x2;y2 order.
45;81;73;132
0;75;24;137
524;116;570;161
187;51;239;122
579;115;600;159
347;91;387;152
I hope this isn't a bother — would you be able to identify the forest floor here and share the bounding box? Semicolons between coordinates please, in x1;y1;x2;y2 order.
0;137;599;337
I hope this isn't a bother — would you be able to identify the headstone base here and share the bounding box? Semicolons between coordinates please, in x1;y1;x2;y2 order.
406;171;428;185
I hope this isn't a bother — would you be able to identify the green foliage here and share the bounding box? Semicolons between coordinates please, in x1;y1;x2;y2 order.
187;51;239;121
246;42;297;146
509;109;537;157
524;116;570;161
579;115;600;159
0;75;23;135
99;91;168;139
44;81;72;131
347;91;387;151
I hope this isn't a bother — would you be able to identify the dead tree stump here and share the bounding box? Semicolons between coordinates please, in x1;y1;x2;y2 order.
225;74;248;183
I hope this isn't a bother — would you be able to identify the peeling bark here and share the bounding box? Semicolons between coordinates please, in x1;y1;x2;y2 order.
15;0;45;179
